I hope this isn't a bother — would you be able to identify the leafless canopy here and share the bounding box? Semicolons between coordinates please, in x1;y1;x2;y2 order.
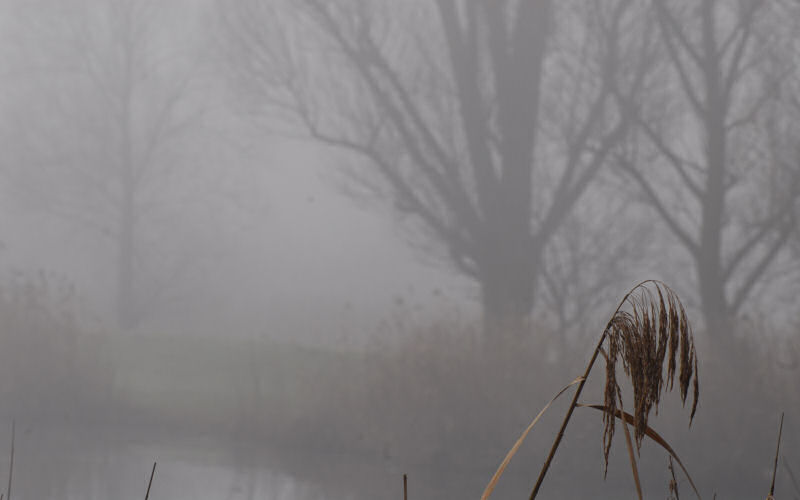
222;0;641;337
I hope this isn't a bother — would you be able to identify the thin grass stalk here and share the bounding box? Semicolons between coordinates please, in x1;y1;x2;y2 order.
617;393;643;500
528;331;607;499
529;280;654;499
769;413;784;499
6;420;13;500
668;456;680;499
145;462;157;500
481;377;584;500
579;404;701;499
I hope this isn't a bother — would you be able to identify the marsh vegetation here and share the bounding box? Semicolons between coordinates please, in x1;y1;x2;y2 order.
0;1;798;498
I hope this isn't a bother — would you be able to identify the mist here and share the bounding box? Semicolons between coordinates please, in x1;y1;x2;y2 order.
0;1;797;499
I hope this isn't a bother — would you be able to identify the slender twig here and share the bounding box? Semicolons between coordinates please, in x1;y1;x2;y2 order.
769;413;784;497
6;420;13;500
403;473;407;500
145;462;157;500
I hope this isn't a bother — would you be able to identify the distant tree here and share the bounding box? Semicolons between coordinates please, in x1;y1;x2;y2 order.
540;197;655;339
1;0;215;328
223;0;640;340
538;3;664;339
613;1;800;338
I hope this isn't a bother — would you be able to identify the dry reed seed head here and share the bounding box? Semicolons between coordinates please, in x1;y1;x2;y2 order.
602;281;699;476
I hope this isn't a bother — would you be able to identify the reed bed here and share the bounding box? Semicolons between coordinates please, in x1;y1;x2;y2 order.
481;280;799;500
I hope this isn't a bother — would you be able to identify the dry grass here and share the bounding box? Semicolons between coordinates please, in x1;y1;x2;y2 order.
769;413;784;499
480;376;584;500
0;274;797;498
0;271;112;419
527;280;701;499
226;294;794;499
602;282;699;473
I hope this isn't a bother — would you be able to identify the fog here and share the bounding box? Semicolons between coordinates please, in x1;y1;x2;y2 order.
0;1;798;499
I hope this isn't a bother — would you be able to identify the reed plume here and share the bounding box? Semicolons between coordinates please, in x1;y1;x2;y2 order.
529;280;700;499
602;282;699;473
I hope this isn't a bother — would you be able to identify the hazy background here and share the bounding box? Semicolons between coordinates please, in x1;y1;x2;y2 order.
0;1;797;499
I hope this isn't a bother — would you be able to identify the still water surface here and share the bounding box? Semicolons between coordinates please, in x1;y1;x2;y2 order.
6;422;334;500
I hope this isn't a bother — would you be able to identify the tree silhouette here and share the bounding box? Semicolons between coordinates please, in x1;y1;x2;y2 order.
225;0;639;340
3;0;210;328
613;1;800;338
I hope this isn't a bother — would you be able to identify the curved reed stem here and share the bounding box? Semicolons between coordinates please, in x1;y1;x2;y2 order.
481;377;584;500
528;329;608;499
529;280;699;499
529;280;649;499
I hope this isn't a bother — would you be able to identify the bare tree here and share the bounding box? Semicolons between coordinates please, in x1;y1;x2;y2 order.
537;3;665;340
224;0;638;340
613;1;800;338
2;0;214;328
540;195;655;340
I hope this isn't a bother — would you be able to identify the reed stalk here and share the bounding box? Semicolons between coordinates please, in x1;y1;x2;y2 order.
6;421;13;500
145;462;157;500
768;413;784;499
529;280;699;498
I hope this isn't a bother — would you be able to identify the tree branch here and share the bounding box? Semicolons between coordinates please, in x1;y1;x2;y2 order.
436;0;499;217
654;3;705;116
617;155;699;257
730;223;792;314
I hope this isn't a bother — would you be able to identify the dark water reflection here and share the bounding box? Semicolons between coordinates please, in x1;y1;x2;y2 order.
5;421;331;500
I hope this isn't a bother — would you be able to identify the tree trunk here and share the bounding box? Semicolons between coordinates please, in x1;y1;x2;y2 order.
481;282;534;345
117;41;137;331
696;106;730;338
479;228;538;343
117;181;136;330
697;1;731;340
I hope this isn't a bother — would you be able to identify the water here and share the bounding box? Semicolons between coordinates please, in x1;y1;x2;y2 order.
2;417;723;499
3;421;328;500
